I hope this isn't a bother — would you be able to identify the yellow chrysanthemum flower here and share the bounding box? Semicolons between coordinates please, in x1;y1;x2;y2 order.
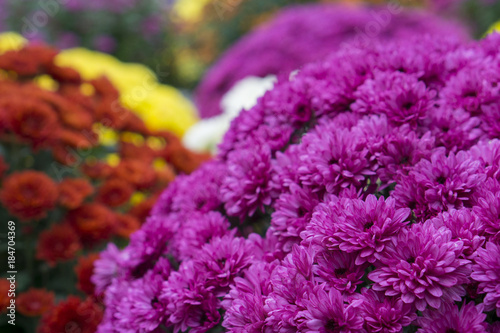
0;32;199;137
56;48;198;137
173;0;213;23
486;20;500;36
0;32;26;53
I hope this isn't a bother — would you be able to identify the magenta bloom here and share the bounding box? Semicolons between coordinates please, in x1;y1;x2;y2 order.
122;271;168;332
265;246;316;331
270;184;321;253
304;195;410;265
222;261;278;333
160;261;221;333
313;250;366;294
472;178;500;240
369;222;471;311
92;243;126;294
393;150;486;220
221;145;274;219
298;285;364;333
471;242;500;316
358;289;416;333
352;71;436;127
416;302;488;333
296;122;376;194
194;235;255;295
152;160;226;216
430;209;485;259
375;126;435;185
427;106;483;152
169;211;231;261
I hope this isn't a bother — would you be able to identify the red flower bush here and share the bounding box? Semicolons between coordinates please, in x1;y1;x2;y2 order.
0;42;210;332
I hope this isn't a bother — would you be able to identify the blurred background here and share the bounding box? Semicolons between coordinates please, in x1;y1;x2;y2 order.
1;0;499;88
0;0;499;332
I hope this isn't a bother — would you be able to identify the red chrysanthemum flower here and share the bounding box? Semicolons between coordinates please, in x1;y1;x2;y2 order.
113;160;156;190
38;297;103;333
0;171;58;221
81;161;113;179
58;178;94;209
36;224;82;265
114;213;141;238
96;178;134;208
17;288;55;317
66;203;116;243
75;253;100;296
119;141;156;164
6;99;59;148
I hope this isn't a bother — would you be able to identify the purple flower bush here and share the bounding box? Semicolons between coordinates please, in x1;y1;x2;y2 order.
95;32;500;332
195;4;470;118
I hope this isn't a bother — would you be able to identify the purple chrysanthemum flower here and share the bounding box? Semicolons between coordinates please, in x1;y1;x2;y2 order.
92;243;127;294
430;209;485;259
195;4;468;118
169;211;231;261
313;250;366;294
221;145;274;219
194;235;255;295
393;150;486;220
160;261;221;333
124;214;176;279
265;246;316;331
303;195;410;265
222;261;278;333
427;106;483;152
416;302;487;333
121;271;169;333
440;64;498;116
296;121;376;194
471;242;500;316
357;289;416;333
297;284;364;333
471;178;500;240
98;278;133;332
469;139;500;181
369;222;471;311
375;127;435;185
352;71;436;127
270;184;322;253
152;160;226;217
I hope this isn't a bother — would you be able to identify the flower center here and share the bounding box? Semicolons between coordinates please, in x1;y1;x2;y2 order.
436;176;446;184
325;319;342;332
334;268;347;277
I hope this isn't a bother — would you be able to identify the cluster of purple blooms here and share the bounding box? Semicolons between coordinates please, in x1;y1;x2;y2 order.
95;30;500;332
195;3;469;118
